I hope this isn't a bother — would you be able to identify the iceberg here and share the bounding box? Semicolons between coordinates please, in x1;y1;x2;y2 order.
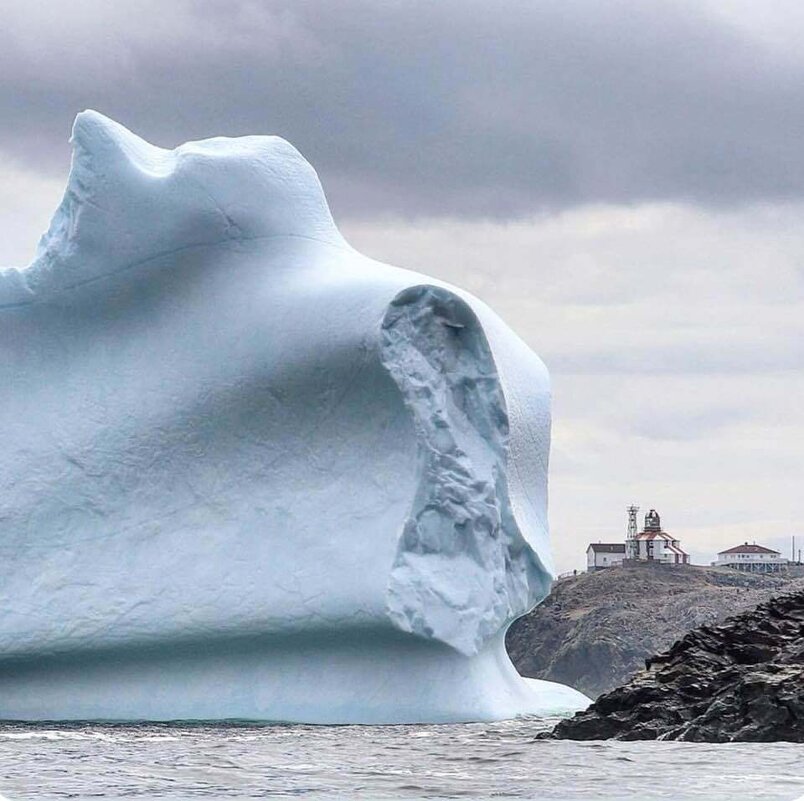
0;112;588;723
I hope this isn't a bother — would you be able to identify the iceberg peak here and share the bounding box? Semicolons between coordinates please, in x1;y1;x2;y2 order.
1;111;346;305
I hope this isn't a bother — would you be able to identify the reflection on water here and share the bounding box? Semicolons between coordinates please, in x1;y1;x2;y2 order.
0;718;801;801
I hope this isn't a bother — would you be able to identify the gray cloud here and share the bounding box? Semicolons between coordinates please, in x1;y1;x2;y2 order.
547;340;804;376
3;1;804;218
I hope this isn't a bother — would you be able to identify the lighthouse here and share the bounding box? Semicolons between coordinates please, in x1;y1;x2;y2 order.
633;509;689;565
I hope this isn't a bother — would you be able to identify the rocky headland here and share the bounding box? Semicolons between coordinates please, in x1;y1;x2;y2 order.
546;589;804;742
507;563;804;698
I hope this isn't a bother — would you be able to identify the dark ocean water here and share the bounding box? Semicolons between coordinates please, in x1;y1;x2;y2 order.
0;719;801;801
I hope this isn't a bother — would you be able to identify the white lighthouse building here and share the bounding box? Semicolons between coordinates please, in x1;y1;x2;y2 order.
586;507;689;571
633;509;689;565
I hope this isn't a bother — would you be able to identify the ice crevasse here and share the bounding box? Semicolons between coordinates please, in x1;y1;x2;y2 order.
0;112;589;723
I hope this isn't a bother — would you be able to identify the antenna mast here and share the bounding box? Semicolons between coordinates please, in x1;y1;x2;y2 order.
627;505;639;561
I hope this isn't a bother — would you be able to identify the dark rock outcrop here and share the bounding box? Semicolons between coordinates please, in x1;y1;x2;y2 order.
506;563;803;698
546;590;804;742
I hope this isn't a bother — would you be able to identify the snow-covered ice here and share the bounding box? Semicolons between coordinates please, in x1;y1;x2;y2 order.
0;112;589;723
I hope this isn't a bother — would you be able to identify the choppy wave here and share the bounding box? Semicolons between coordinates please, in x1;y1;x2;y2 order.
0;718;802;800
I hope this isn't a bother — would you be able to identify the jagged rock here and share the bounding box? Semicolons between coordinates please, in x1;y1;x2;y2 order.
545;590;804;742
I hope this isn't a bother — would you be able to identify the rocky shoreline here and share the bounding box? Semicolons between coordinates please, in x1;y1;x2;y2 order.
545;589;804;742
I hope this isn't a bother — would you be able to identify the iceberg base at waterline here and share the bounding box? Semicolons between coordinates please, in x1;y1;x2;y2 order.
0;112;588;723
0;631;586;723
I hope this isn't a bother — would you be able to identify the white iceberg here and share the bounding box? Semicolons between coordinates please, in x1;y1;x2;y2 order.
0;112;588;723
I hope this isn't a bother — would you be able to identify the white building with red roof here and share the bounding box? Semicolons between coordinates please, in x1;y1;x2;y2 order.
586;508;690;571
714;543;788;573
633;509;689;565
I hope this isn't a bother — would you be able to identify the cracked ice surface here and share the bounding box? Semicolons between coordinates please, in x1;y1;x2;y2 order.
0;112;588;723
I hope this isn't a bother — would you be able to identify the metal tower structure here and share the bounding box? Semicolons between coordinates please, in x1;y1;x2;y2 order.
626;505;639;561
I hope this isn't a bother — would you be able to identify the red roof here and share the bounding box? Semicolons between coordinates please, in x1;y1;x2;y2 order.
718;543;780;556
635;531;674;541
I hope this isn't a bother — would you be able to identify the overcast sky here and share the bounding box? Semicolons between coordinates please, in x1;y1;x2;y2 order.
2;0;803;571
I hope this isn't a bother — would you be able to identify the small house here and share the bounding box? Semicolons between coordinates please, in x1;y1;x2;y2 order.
586;543;626;571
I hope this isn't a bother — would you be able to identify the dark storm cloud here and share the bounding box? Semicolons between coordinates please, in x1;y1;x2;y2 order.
2;0;804;218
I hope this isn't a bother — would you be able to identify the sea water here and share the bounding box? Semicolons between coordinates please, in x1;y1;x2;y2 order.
0;719;801;801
